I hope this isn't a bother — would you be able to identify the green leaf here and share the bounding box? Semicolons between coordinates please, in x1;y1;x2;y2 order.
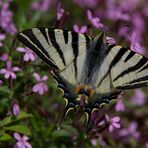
4;125;31;136
0;130;5;136
1;111;33;126
26;12;42;27
52;129;71;137
0;86;11;96
0;133;12;141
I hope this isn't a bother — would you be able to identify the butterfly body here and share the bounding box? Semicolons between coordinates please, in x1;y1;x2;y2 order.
17;28;148;126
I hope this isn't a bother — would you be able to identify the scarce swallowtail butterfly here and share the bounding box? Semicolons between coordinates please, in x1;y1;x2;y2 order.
17;28;148;127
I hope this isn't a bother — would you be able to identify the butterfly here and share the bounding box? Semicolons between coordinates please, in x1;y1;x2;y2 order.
17;28;148;127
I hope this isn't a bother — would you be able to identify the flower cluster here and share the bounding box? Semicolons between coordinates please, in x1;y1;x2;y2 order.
0;1;17;34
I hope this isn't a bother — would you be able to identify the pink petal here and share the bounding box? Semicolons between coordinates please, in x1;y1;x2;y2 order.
11;72;16;79
112;122;120;128
24;53;30;61
25;142;32;148
5;73;10;79
12;67;20;71
32;84;40;92
105;114;110;122
0;53;8;61
111;116;120;122
91;139;97;146
87;9;93;20
106;36;116;45
0;69;6;74
119;129;128;136
16;142;24;148
13;103;20;116
22;135;29;141
130;32;137;42
115;99;125;112
39;87;44;95
33;73;41;81
129;122;137;132
42;76;48;81
13;133;21;140
43;84;48;92
0;34;6;40
16;47;26;52
98;120;105;126
109;125;114;132
29;53;35;61
80;25;87;33
73;25;79;32
6;60;12;69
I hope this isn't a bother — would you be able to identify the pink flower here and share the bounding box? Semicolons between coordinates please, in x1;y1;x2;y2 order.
87;10;104;29
16;47;36;62
56;2;65;21
146;143;148;148
130;89;145;106
131;13;144;41
32;73;48;95
74;0;99;8
0;2;17;34
0;53;8;61
119;121;140;139
0;60;20;79
105;0;130;21
115;99;125;112
31;0;52;12
106;36;116;45
73;25;87;33
12;101;20;116
105;115;120;132
129;32;145;54
13;133;32;148
118;26;129;38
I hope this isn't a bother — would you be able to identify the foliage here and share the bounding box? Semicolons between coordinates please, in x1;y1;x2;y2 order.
0;0;148;147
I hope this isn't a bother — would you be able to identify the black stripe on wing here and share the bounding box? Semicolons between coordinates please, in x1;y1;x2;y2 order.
128;75;148;84
72;32;79;79
39;28;50;45
116;82;148;89
124;51;135;62
98;47;128;87
138;62;148;72
113;56;148;82
48;29;66;66
63;30;68;44
17;29;59;70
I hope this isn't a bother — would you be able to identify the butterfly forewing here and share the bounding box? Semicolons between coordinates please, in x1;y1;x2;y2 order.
17;28;91;72
109;46;148;89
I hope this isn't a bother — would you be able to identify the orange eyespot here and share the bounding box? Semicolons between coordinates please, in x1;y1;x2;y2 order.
87;87;95;97
75;84;95;97
75;84;85;94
